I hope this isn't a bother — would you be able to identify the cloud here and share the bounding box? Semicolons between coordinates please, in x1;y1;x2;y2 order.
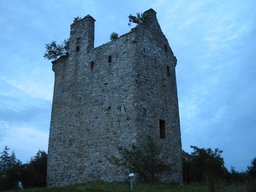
2;78;53;101
0;79;51;140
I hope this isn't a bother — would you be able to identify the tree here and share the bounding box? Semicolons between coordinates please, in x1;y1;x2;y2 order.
0;147;48;190
227;166;248;184
0;146;22;191
109;137;174;183
182;150;192;183
247;157;256;179
182;146;228;184
43;39;69;61
20;150;47;188
128;12;150;26
0;146;11;172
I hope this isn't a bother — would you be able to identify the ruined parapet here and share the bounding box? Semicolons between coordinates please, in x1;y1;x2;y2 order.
47;9;182;187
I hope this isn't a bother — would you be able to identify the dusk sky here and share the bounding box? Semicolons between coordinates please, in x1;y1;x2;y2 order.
0;0;255;172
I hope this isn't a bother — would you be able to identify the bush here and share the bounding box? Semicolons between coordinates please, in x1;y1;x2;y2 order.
109;136;174;183
110;32;118;40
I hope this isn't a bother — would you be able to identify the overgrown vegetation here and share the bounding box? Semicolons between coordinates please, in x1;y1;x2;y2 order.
110;32;119;40
43;39;69;61
128;12;150;26
109;136;174;183
73;16;82;23
44;12;151;61
43;16;82;61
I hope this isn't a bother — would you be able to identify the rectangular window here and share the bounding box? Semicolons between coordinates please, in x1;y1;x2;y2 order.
76;38;81;52
108;55;112;63
167;66;170;76
90;61;94;70
164;44;168;52
159;119;166;139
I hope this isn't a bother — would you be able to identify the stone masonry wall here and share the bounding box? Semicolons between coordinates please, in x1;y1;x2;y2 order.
129;9;182;182
47;9;182;187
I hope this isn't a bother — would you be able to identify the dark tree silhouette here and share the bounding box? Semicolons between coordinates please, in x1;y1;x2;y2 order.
182;146;228;184
247;157;256;179
20;150;47;188
0;146;22;191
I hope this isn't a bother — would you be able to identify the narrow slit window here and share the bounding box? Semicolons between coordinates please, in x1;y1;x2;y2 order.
76;38;81;52
159;119;166;139
90;61;94;70
108;55;112;63
164;45;168;52
167;66;170;76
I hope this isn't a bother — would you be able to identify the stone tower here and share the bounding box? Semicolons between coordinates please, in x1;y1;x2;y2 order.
47;9;182;187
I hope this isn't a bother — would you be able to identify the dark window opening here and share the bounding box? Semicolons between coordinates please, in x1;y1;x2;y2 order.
164;45;168;52
159;119;166;139
76;46;80;52
167;66;170;76
107;106;111;110
90;61;94;70
154;58;157;67
108;55;112;63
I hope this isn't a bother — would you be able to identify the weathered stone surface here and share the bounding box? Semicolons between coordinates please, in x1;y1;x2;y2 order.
47;8;182;187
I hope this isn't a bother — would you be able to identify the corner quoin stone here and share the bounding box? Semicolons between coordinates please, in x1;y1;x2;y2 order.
47;8;183;187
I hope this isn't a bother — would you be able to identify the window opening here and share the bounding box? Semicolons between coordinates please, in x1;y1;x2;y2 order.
159;119;166;139
76;38;81;52
167;66;170;76
164;45;168;52
108;55;112;63
90;61;94;70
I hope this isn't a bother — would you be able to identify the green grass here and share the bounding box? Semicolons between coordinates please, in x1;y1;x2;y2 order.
11;182;255;192
17;183;202;192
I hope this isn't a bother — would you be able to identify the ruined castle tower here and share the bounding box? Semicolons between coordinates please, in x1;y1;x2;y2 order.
47;9;182;187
